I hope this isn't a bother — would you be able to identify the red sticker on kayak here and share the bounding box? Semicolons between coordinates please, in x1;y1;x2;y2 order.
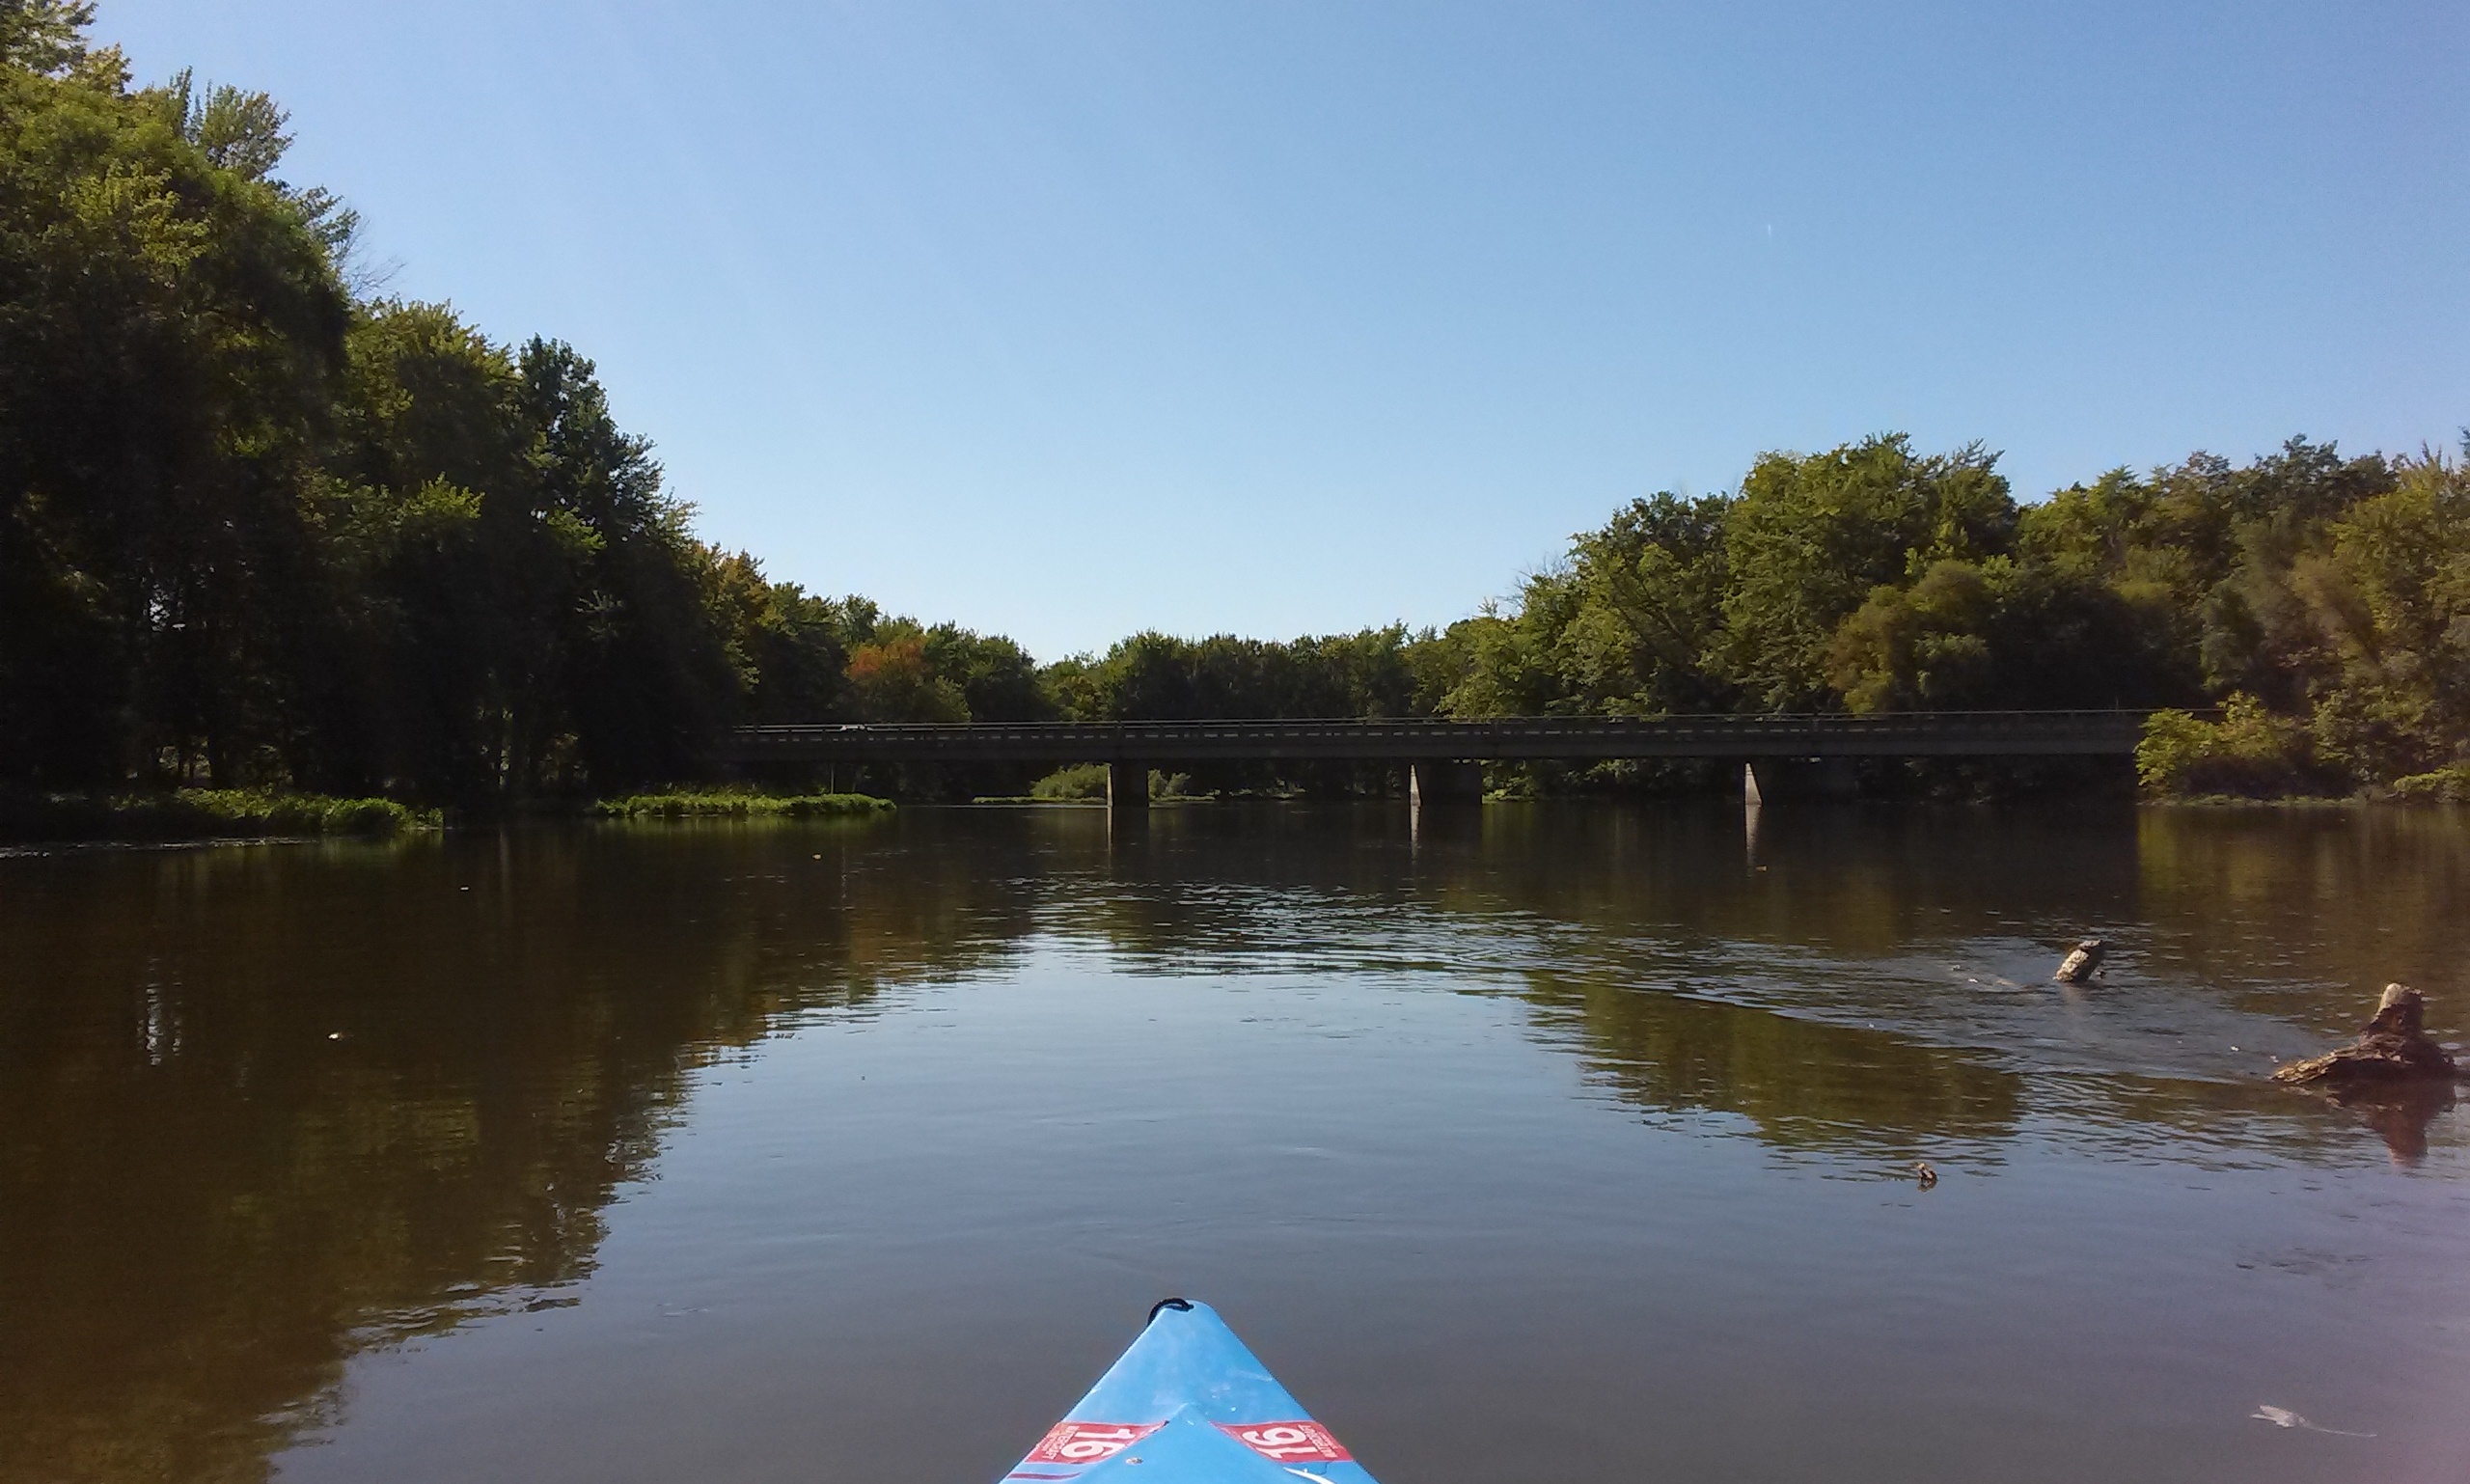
1027;1421;1163;1464
1216;1420;1354;1463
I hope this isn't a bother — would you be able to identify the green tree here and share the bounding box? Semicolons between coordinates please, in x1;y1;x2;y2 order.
1716;435;2016;710
705;552;852;726
923;623;1052;722
0;37;349;784
1826;556;2197;715
0;0;92;75
522;339;739;788
311;302;576;798
2292;449;2470;783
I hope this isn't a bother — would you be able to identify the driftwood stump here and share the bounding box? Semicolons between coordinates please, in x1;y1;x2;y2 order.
2054;938;2107;984
2273;985;2461;1087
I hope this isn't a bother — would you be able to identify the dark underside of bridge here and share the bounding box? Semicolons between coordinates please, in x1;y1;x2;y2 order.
718;711;2149;805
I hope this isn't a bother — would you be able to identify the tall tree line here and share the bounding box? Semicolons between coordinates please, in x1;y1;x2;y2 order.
0;11;1021;804
1444;433;2468;795
4;7;2461;803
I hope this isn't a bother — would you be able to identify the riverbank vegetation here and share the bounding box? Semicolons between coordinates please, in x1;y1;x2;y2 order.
1026;763;1110;802
4;7;2462;809
0;787;435;841
594;788;892;820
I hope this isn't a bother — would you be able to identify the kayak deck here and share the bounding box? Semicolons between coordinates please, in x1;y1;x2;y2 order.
1002;1299;1380;1483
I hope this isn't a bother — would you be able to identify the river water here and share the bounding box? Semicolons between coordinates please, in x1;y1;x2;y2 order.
4;803;2467;1483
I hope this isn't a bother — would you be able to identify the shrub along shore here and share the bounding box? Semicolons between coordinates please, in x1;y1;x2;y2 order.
2137;701;2470;804
0;789;439;843
594;790;893;819
0;786;896;843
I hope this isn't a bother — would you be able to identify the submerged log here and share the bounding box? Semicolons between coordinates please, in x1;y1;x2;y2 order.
2273;984;2461;1087
2054;938;2107;983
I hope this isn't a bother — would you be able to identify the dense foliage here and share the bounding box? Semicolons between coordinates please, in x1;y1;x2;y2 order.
1445;434;2470;796
0;14;1033;806
3;9;2461;804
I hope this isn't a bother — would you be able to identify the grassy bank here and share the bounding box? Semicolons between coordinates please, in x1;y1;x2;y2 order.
0;788;438;842
594;788;894;819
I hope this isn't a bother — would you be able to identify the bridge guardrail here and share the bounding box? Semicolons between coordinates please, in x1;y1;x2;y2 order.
718;710;2159;763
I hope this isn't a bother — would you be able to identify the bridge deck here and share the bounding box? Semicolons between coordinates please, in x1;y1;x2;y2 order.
721;711;2150;763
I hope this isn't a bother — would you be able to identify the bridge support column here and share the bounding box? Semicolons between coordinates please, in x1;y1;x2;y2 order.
1410;758;1483;807
1108;761;1151;811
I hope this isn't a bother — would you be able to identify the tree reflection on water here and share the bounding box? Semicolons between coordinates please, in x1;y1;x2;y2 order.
1;803;2462;1480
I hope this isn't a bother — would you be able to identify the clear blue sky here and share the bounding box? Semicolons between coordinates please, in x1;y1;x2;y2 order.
99;1;2470;660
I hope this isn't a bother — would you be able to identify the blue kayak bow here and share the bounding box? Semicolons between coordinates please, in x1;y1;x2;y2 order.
1000;1299;1382;1483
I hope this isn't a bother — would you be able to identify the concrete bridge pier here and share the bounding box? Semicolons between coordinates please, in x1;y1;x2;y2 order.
1108;760;1151;811
1411;758;1484;807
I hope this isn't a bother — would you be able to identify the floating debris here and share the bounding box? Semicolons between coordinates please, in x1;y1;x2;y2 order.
2274;984;2461;1087
2251;1404;2374;1438
2054;938;2106;984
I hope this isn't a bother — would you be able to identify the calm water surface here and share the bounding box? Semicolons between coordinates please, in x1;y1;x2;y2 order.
5;803;2468;1483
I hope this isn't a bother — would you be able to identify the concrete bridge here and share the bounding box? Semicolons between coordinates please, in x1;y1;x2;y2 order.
721;710;2151;807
